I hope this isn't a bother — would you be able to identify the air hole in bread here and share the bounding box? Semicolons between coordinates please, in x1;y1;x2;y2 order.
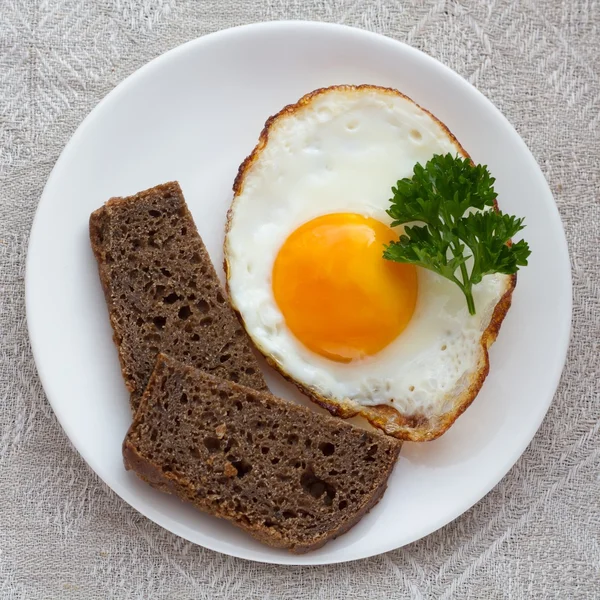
200;317;212;326
196;299;209;313
261;446;269;454
364;443;378;462
232;459;252;478
153;316;167;329
178;305;192;320
149;209;161;217
300;467;336;503
216;292;226;304
163;292;179;304
180;393;188;404
287;434;299;445
220;354;231;363
318;442;335;456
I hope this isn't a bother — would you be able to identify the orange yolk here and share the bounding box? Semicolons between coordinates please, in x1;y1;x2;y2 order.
272;213;418;362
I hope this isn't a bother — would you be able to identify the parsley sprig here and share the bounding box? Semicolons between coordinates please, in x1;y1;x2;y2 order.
383;154;531;315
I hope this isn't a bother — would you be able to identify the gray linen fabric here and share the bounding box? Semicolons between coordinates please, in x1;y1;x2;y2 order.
1;1;599;598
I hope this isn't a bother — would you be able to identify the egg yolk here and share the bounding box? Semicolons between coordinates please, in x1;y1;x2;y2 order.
272;213;418;362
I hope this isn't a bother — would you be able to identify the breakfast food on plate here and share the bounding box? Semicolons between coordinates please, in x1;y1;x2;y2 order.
90;182;268;412
92;83;529;552
225;84;529;442
123;354;401;553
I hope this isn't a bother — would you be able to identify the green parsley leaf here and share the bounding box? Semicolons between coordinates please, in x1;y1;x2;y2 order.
383;154;531;315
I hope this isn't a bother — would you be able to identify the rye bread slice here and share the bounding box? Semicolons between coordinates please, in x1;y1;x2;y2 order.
90;182;268;412
123;354;401;553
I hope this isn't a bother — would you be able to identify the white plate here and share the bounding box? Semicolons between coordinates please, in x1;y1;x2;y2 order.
26;22;571;565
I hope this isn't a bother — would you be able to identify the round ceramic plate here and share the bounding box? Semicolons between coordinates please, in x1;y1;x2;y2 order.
26;21;571;565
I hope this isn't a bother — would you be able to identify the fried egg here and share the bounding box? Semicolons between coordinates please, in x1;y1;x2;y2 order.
225;85;514;441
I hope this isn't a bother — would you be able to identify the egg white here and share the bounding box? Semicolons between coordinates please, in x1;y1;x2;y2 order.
226;86;511;418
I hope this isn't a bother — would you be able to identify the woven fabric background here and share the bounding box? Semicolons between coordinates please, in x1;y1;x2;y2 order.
1;1;599;598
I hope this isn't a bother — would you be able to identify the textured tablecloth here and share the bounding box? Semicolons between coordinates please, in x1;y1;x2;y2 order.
1;1;599;598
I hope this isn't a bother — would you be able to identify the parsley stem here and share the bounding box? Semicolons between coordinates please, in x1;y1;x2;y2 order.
454;243;476;315
464;286;476;316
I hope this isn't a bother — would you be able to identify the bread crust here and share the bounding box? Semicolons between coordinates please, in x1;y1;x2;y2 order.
90;202;138;396
123;354;401;553
224;84;516;442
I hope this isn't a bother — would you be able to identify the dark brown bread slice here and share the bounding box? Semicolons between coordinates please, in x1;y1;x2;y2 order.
90;182;268;412
123;354;401;553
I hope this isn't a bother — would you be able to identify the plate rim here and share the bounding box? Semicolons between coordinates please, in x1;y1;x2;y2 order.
25;20;573;565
